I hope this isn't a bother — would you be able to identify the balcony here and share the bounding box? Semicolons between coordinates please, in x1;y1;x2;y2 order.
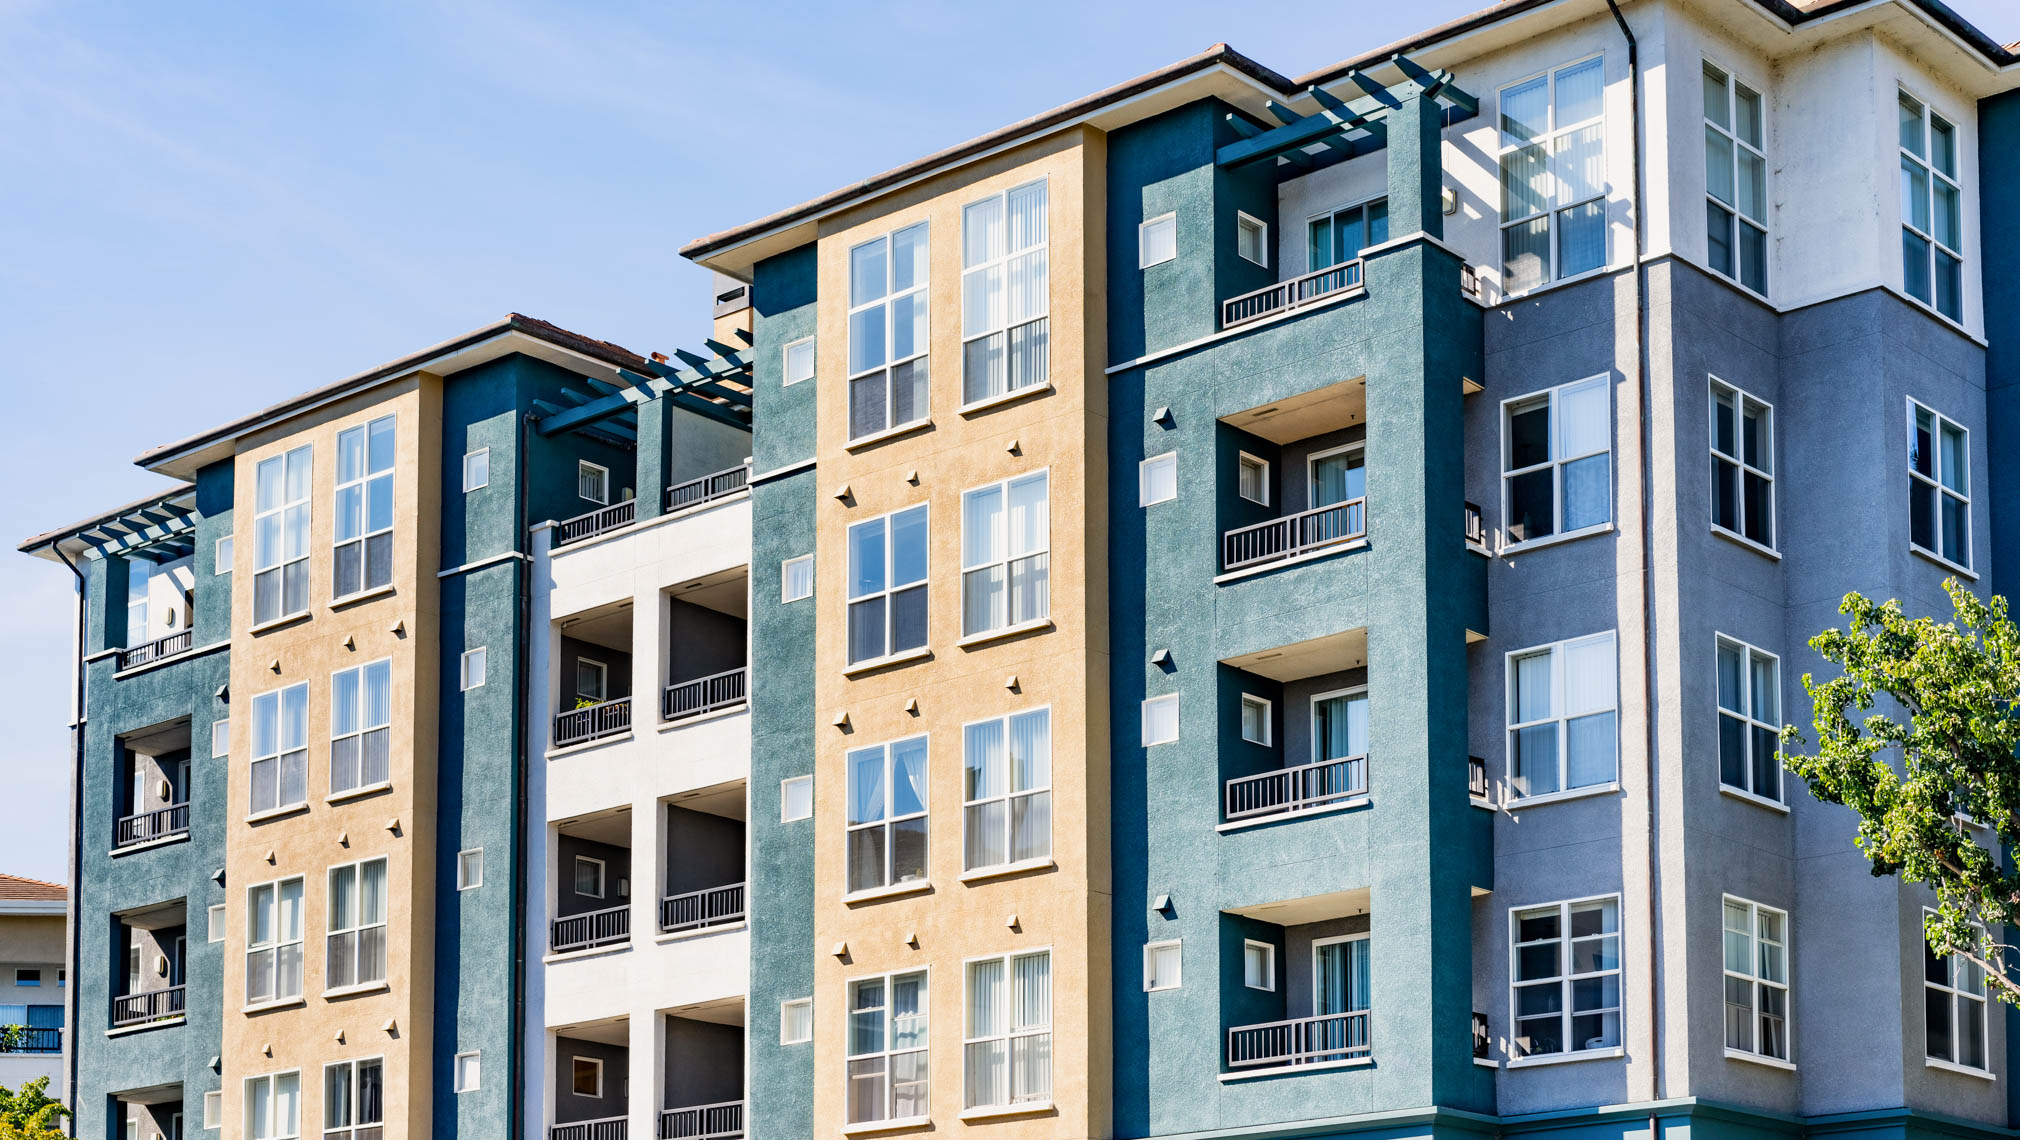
554;599;634;749
660;790;746;936
1220;890;1374;1078
662;669;746;723
1228;1011;1370;1069
665;464;749;515
553;1118;626;1140
661;570;748;726
1222;500;1365;572
110;903;185;1031
0;1027;61;1054
553;905;629;954
115;802;190;848
1219;628;1371;827
115;628;193;672
659;1101;742;1139
111;985;185;1028
552;810;632;954
1222;261;1363;329
553;1017;632;1140
115;719;192;848
1216;376;1369;577
557;698;632;749
557;498;639;549
1225;756;1365;821
659;884;744;935
662;1005;745;1139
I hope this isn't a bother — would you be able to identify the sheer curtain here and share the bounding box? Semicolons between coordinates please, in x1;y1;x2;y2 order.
1562;634;1617;788
1009;710;1051;862
964;958;1006;1108
963;721;1006;870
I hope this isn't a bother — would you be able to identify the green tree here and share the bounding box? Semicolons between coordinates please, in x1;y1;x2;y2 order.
1785;579;2020;1001
0;1075;70;1135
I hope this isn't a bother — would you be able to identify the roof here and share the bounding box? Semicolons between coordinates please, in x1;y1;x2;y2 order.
0;874;66;902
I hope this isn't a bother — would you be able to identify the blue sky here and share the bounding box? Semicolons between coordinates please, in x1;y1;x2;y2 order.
0;0;2011;884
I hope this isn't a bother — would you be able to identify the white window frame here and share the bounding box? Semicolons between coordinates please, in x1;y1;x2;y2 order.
242;1070;301;1140
460;648;486;691
847;221;932;441
329;658;392;796
783;336;816;387
1141;694;1179;746
1143;940;1182;991
214;534;233;575
1715;635;1783;806
1508;894;1622;1061
781;997;813;1044
321;1057;383;1140
1496;56;1608;294
1236;452;1271;506
331;415;395;600
1309;685;1370;796
845;504;929;666
1243;940;1276;991
202;1089;222;1129
1501;375;1612;549
844;967;931;1124
781;775;814;822
962;949;1053;1110
245;875;304;1006
1908;397;1972;573
573;855;606;900
781;555;814;603
1924;909;1990;1072
249;682;309;816
961;178;1050;406
845;735;930;894
453;1051;481;1093
212;718;231;759
960;470;1051;637
456;848;484;890
325;856;387;991
1240;694;1272;746
1308;932;1370;1015
462;448;489;492
1306;195;1390;271
1505;632;1618;801
575;658;607;703
571;1055;604;1098
1139;453;1177;507
1235;211;1269;267
252;444;312;625
1721;895;1789;1063
960;707;1053;872
1898;87;1963;324
1708;378;1776;554
577;460;609;506
208;904;227;944
1139;213;1177;268
1702;59;1768;296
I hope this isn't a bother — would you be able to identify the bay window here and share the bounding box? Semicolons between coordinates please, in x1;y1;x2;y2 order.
1499;58;1607;293
1510;896;1621;1059
1703;61;1767;294
1722;897;1788;1061
1710;379;1774;550
1716;637;1782;803
1908;399;1970;570
1899;90;1962;322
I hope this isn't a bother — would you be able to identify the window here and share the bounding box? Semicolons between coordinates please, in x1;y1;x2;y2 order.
846;505;928;665
962;709;1051;871
1925;923;1988;1070
573;856;606;899
1506;632;1618;798
781;998;813;1044
246;877;304;1005
1139;213;1177;268
781;555;814;603
1510;896;1621;1059
1710;380;1774;550
848;221;931;440
575;658;607;703
1308;198;1388;270
1503;375;1611;545
453;1051;481;1093
1899;90;1962;322
13;969;37;987
846;970;929;1124
1237;453;1270;505
962;472;1050;636
1703;61;1767;294
208;904;227;944
252;444;312;624
1722;897;1788;1061
784;337;816;386
1141;695;1179;746
781;775;814;822
1236;212;1268;266
203;1090;222;1130
1144;940;1181;991
333;416;394;598
460;648;486;691
964;951;1052;1109
1909;400;1970;569
1717;637;1782;803
330;659;391;795
215;534;233;575
322;1058;382;1140
462;448;489;491
213;718;231;759
243;1071;300;1140
327;858;387;990
577;461;609;505
1240;695;1271;746
846;736;928;894
1312;687;1370;794
124;558;151;643
1243;941;1276;991
457;849;484;890
249;682;309;815
962;179;1049;404
571;1056;603;1098
1138;453;1177;506
1499;57;1607;293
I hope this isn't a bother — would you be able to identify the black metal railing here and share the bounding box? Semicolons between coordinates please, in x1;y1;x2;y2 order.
551;903;630;953
556;499;637;548
552;1116;627;1140
661;668;747;723
1225;755;1367;821
1469;756;1489;800
0;1027;61;1053
659;1101;743;1139
1222;499;1366;572
555;697;632;748
1222;261;1364;328
659;883;745;934
1227;1010;1371;1068
111;985;185;1027
116;629;193;671
665;464;749;514
115;802;190;848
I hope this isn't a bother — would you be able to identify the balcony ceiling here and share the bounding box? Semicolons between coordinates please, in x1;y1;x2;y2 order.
120;717;192;758
1222;628;1366;683
1225;887;1371;927
672;566;749;620
1221;377;1365;445
667;781;745;823
556;806;631;847
664;995;745;1028
559;599;634;652
554;1015;630;1047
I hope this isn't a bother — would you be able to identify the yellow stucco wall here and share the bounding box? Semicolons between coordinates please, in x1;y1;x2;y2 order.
808;129;1111;1139
220;376;442;1140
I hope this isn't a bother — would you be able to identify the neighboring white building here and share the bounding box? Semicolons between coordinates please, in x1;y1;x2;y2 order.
0;874;67;1102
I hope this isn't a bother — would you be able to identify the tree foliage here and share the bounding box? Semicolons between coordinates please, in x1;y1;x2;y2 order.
0;1075;69;1136
1785;580;2020;1002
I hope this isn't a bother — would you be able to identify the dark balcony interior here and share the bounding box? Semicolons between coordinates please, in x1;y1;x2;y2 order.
662;571;748;724
1219;630;1369;822
1217;379;1368;573
115;550;195;670
114;1088;186;1140
553;810;631;953
116;719;192;848
556;601;634;748
552;447;642;549
0;994;63;1054
111;902;186;1028
661;1002;745;1139
661;787;746;935
553;1018;630;1139
1221;892;1373;1072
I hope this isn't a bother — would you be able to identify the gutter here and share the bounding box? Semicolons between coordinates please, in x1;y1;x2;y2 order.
51;545;85;1135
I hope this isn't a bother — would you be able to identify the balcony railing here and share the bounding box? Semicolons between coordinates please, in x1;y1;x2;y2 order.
116;629;193;671
111;984;185;1028
552;903;630;954
1227;1010;1371;1069
1222;499;1366;572
555;697;632;748
658;1100;744;1139
115;802;190;848
0;1027;61;1054
659;883;745;934
1225;754;1367;821
1222;260;1364;329
662;668;747;723
1469;756;1488;799
553;1116;627;1140
556;499;637;548
666;464;750;514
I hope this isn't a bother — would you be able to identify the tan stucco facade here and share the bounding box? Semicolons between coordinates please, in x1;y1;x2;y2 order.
220;376;443;1139
808;130;1112;1139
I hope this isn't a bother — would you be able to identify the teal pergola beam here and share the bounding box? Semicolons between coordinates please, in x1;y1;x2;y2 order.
1216;55;1475;172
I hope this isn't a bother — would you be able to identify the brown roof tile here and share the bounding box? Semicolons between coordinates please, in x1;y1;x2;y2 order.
0;874;66;902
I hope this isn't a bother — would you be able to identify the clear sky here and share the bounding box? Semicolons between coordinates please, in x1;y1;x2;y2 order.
0;0;2012;884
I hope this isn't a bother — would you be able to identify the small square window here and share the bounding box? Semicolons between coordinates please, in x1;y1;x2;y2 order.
1142;694;1179;746
781;555;814;603
1139;453;1178;506
781;998;813;1044
571;1056;602;1098
464;448;490;492
203;1090;223;1129
1243;940;1275;990
574;856;606;899
457;849;484;890
1145;940;1182;990
461;648;487;691
14;969;38;987
1240;695;1271;746
1140;213;1178;268
1237;453;1270;505
578;461;609;505
781;775;813;822
784;337;816;386
454;1051;481;1093
212;718;231;759
214;534;233;575
208;904;227;943
1236;212;1268;266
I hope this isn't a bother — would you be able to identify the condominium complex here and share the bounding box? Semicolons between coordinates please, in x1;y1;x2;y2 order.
22;0;2020;1139
0;875;67;1101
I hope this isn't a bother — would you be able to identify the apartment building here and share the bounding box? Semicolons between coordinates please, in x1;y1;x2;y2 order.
0;875;67;1101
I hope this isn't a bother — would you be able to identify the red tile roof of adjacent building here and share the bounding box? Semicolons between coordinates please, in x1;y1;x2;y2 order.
0;874;67;902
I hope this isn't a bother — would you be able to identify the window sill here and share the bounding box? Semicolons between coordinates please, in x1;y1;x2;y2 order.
1719;785;1789;814
959;1102;1055;1122
1926;1057;1996;1081
1711;527;1780;561
323;980;389;1001
1504;782;1620;810
959;858;1056;884
841;1116;931;1135
244;803;311;825
1499;523;1613;557
241;996;306;1015
1215;798;1370;833
958;383;1052;417
105;1016;184;1038
1214;539;1368;585
1909;544;1978;581
957;618;1053;649
248;612;313;635
109;833;191;858
1495;262;1621;305
843;880;933;906
329;584;397;611
844;419;933;452
1505;1046;1623;1069
1217;1057;1372;1082
1470;795;1496;811
1474;1057;1500;1068
326;782;394;806
843;646;932;677
1725;1049;1795;1071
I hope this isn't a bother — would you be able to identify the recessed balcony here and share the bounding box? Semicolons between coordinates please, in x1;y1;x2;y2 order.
660;787;746;936
554;601;634;749
660;1002;745;1139
115;720;192;850
661;570;748;726
1220;890;1374;1079
1217;379;1368;577
110;901;186;1031
552;1016;631;1140
1219;630;1371;828
552;810;632;955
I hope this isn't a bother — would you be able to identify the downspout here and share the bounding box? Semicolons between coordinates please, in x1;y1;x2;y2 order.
511;408;532;1140
1603;0;1662;1106
52;544;86;1136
